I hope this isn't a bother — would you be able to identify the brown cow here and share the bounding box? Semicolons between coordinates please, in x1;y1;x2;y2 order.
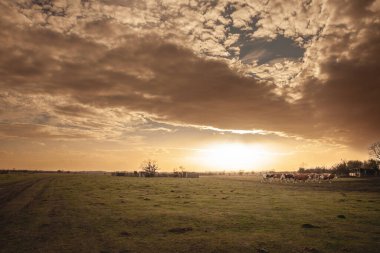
294;173;310;182
319;173;336;183
280;173;295;183
308;173;320;182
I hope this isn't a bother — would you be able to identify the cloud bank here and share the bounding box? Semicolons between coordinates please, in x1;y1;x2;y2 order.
0;0;379;150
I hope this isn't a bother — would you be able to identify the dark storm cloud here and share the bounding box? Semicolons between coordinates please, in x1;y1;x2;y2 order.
301;22;380;146
0;0;379;148
0;12;310;136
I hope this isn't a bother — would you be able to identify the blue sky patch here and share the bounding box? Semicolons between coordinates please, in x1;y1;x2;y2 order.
239;35;305;65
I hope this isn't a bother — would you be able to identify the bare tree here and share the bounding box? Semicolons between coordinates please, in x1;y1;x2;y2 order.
140;160;159;177
369;142;380;161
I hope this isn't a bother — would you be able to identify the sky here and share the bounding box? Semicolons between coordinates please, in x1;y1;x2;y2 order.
0;0;379;172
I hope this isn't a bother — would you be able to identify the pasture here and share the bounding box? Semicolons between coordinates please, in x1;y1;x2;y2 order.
0;174;379;253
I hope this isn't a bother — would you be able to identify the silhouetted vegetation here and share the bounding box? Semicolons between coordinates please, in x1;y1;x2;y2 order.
111;162;200;178
298;159;379;176
140;160;159;177
369;141;380;161
0;169;72;174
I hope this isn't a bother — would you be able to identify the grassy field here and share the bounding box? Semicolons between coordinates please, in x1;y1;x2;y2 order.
0;174;379;253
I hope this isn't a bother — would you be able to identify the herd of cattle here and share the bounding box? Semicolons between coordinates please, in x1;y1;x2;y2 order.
261;172;337;183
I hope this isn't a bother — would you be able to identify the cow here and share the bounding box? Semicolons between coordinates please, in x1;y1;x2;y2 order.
319;173;336;183
293;173;310;182
272;173;282;181
308;173;320;182
280;173;295;183
261;173;274;183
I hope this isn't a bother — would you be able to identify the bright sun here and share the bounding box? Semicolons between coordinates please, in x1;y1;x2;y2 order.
196;143;272;170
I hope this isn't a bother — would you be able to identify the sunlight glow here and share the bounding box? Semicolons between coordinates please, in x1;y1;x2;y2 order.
196;143;274;170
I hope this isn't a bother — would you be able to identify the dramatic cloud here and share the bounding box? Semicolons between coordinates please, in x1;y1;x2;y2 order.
0;0;379;170
300;0;380;145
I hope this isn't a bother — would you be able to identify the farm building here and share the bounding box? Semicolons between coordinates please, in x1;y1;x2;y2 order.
349;168;378;177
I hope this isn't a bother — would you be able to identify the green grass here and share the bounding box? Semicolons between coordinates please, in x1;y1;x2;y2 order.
0;174;379;253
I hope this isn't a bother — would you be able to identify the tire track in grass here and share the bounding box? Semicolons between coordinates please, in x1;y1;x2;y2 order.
0;178;43;207
20;177;54;211
0;176;56;253
0;176;53;223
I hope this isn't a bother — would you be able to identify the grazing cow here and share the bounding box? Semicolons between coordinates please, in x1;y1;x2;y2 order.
308;173;320;182
280;173;295;183
272;173;282;181
294;173;310;182
319;173;336;183
261;173;274;182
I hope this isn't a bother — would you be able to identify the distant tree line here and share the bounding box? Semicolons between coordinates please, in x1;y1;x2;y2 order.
198;170;256;176
298;141;380;176
298;159;379;176
0;169;71;174
113;160;200;178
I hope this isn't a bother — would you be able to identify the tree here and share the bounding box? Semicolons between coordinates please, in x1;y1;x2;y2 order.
347;160;363;171
362;159;379;175
369;141;380;161
333;161;349;175
298;167;305;173
140;160;159;177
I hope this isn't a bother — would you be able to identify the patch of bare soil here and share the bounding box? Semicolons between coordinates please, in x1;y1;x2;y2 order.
301;224;320;229
168;227;193;233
